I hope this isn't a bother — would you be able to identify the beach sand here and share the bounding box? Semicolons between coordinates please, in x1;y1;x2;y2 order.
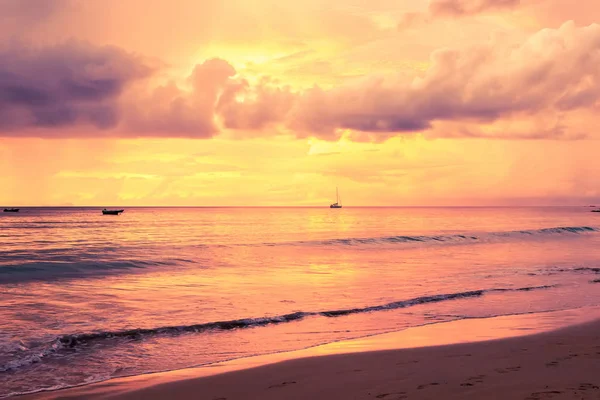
22;312;600;400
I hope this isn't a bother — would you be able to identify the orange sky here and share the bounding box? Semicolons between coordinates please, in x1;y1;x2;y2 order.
1;0;599;206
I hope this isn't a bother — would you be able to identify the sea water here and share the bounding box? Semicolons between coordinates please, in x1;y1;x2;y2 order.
0;207;599;397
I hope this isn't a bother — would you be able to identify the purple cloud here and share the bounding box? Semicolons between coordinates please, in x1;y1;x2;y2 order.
0;40;151;133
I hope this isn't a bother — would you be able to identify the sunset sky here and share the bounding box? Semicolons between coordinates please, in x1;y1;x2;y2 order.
1;0;599;206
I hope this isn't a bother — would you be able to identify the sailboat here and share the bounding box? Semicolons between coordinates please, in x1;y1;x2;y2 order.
330;187;342;208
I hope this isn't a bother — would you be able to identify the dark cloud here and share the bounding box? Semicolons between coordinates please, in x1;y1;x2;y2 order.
0;45;293;138
0;40;151;133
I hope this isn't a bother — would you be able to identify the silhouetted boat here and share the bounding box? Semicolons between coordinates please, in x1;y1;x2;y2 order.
330;187;342;209
102;209;124;215
592;209;600;213
3;208;19;212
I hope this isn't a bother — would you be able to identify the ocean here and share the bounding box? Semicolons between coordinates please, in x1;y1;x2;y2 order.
0;206;599;397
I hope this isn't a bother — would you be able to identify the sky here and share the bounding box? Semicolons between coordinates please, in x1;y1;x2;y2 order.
1;0;599;206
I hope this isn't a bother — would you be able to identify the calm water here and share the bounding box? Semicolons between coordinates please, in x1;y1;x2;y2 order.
0;207;599;397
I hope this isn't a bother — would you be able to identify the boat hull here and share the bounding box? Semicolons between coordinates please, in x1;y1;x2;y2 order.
102;210;124;215
330;205;342;208
3;208;19;212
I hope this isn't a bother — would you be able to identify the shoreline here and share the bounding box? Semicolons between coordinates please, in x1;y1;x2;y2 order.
20;306;600;399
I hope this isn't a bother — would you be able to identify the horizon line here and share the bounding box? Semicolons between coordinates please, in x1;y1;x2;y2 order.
2;205;597;208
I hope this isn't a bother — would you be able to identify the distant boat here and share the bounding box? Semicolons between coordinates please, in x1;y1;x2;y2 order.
592;209;600;213
330;187;342;209
102;209;124;215
3;208;19;213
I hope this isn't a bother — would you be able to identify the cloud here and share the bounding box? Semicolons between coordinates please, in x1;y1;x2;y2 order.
217;77;296;131
429;0;520;16
0;43;294;138
288;21;600;140
124;58;236;137
125;60;298;137
2;22;600;142
0;40;151;134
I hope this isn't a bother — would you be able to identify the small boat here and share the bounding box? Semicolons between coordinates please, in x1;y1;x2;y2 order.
592;209;600;213
330;187;342;209
102;209;124;215
3;208;19;212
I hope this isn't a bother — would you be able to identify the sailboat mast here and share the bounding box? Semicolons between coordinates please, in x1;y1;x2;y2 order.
330;186;342;208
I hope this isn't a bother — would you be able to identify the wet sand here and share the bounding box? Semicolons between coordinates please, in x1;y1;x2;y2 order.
21;311;600;400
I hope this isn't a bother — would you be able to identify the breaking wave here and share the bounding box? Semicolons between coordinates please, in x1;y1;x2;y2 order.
0;284;557;373
260;226;599;247
0;258;197;283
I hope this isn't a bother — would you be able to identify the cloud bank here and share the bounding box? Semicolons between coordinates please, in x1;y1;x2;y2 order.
2;21;599;141
289;21;600;140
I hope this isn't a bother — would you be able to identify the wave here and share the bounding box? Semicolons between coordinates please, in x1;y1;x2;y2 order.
528;267;600;277
0;284;557;373
573;267;600;273
54;285;560;347
0;257;198;283
260;226;598;248
0;261;166;284
1;226;596;283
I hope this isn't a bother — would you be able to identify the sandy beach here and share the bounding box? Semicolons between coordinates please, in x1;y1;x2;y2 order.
21;311;600;400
